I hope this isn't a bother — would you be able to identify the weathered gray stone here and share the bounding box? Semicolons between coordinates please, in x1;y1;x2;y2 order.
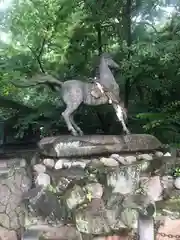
6;158;26;168
50;167;86;182
72;161;86;169
33;164;46;173
66;185;86;209
86;159;104;173
110;153;121;160
107;165;141;194
63;160;72;168
35;173;50;187
110;154;126;165
122;193;156;217
120;208;138;228
100;157;119;167
124;156;137;164
31;153;40;166
43;158;55;168
54;159;63;169
140;161;150;172
164;152;171;157
38;134;162;157
137;154;153;161
84;183;103;199
174;177;180;189
26;188;65;221
75;197;138;234
56;177;71;193
20;159;27;167
154;151;164;158
23;185;43;200
161;175;174;189
75;199;110;234
105;194;138;230
107;172;133;194
19;133;166;235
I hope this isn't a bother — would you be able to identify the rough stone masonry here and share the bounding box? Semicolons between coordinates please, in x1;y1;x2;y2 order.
0;134;179;240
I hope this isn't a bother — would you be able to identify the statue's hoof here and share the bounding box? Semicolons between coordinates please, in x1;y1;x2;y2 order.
71;130;84;137
126;130;131;135
78;131;84;136
71;130;79;136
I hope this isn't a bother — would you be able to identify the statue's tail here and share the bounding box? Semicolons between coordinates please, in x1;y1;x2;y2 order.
10;73;63;88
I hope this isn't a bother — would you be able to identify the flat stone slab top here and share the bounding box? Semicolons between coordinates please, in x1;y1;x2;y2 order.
38;134;163;157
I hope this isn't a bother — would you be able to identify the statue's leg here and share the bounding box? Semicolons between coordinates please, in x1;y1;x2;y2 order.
62;104;82;136
70;114;84;136
113;104;130;135
62;109;78;136
121;119;130;135
61;85;84;136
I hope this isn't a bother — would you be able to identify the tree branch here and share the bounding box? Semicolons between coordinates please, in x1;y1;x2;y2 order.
38;36;47;59
27;45;46;73
28;5;64;73
27;23;50;73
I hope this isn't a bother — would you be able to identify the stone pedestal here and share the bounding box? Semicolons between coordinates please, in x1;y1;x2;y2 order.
1;134;177;240
22;134;170;239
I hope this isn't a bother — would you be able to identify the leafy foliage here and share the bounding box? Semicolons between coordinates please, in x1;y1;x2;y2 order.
0;0;180;143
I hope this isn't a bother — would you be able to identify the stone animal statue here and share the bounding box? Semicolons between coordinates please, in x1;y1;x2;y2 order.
11;54;129;136
93;81;129;134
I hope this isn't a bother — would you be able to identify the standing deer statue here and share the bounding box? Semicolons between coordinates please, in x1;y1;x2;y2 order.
11;53;130;136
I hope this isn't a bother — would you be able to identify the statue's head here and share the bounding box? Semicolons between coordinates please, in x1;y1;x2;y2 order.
101;53;120;69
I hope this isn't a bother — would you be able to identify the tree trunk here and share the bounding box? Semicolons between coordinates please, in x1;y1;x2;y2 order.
124;0;132;109
95;22;103;56
136;85;144;101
